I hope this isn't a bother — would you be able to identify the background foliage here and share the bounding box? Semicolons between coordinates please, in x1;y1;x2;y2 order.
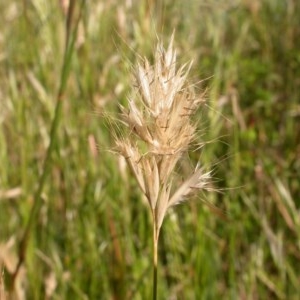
0;0;299;299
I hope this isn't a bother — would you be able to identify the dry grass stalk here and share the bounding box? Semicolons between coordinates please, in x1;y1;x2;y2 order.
0;267;6;300
114;34;212;298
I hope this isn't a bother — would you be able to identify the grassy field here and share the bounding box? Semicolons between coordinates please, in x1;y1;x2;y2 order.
0;0;299;299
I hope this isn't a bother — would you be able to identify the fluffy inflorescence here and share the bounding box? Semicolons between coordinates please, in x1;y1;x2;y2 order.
116;35;211;231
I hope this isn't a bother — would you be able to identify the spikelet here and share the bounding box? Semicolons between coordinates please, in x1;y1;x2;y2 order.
116;34;211;233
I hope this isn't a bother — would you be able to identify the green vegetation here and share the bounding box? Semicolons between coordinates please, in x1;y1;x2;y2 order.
0;0;299;299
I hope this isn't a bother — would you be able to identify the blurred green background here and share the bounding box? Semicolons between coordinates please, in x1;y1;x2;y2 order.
0;0;299;299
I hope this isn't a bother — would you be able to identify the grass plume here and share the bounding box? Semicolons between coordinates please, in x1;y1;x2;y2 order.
114;34;212;298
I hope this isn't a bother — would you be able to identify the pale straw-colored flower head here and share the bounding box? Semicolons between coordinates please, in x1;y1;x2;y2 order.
116;34;211;234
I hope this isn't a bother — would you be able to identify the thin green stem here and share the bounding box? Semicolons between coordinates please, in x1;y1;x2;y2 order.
152;219;159;300
9;0;85;289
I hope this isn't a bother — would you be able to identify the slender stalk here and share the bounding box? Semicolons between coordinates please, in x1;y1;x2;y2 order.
0;267;6;300
9;0;84;289
152;217;159;300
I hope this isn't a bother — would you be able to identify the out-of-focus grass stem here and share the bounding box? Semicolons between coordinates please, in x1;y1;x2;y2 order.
9;0;85;290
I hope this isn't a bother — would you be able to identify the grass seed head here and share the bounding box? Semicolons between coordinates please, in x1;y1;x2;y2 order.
116;34;211;231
